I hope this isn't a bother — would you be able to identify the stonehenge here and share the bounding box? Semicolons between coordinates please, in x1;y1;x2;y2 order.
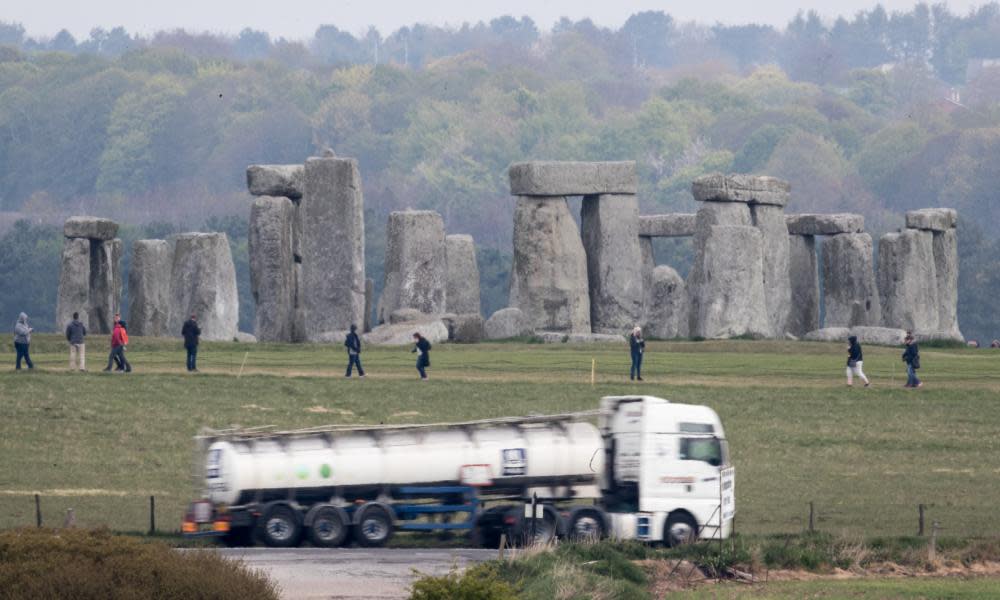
56;217;122;334
127;240;172;337
581;194;644;333
249;196;296;342
786;234;819;336
643;266;688;339
820;233;881;328
445;234;481;316
168;233;239;341
376;210;447;323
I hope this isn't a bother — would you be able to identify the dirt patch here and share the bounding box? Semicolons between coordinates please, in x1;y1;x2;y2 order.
389;411;422;419
305;406;354;416
241;404;272;411
641;559;707;595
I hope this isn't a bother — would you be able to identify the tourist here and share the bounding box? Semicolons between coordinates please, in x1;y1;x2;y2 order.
181;313;201;372
66;311;87;371
13;312;34;370
104;314;130;373
845;335;869;387
344;324;365;377
967;339;979;348
991;339;1000;349
902;332;922;388
629;326;645;381
412;332;431;380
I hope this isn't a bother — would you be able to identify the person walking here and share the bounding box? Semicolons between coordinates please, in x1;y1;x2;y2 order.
13;312;34;370
344;324;365;378
66;312;87;371
845;335;869;387
412;332;431;380
104;315;130;373
902;332;922;388
181;313;201;372
629;326;645;381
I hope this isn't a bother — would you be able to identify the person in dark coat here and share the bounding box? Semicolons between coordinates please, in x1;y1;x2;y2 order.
344;324;365;377
181;313;201;372
902;332;921;388
845;335;869;387
65;312;87;371
412;332;431;380
629;326;645;381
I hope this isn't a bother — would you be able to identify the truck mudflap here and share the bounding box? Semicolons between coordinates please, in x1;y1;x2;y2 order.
182;500;246;538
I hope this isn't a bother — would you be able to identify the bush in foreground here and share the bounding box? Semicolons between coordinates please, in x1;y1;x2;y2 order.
0;528;279;600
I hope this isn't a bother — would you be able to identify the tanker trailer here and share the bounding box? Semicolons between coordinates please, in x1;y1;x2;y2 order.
183;395;735;548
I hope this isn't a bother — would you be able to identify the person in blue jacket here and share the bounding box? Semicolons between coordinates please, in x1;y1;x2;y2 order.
412;332;431;380
902;332;922;388
344;324;365;377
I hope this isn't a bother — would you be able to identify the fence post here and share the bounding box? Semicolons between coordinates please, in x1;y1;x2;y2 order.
808;501;814;533
149;495;156;535
918;504;925;536
928;521;940;561
34;494;41;528
64;508;75;528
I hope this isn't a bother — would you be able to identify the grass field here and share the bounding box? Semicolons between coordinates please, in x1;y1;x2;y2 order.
1;334;998;540
672;577;1000;599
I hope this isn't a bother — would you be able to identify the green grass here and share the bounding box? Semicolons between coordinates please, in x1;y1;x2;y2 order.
1;335;999;538
672;578;1000;599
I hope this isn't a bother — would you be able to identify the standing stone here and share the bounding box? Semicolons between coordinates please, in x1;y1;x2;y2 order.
364;278;374;333
169;233;239;341
643;265;689;339
89;239;122;334
249;196;296;342
932;229;962;340
751;204;791;335
687;201;753;336
581;194;644;333
56;238;92;331
300;155;366;341
787;235;819;336
377;211;447;324
821;233;881;328
689;225;770;339
640;237;656;304
445;234;481;316
127;240;173;337
877;229;939;333
509;197;591;333
484;307;533;340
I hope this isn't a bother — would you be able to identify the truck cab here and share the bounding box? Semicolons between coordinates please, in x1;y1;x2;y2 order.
598;396;734;545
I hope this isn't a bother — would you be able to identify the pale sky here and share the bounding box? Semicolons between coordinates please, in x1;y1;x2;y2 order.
5;0;984;41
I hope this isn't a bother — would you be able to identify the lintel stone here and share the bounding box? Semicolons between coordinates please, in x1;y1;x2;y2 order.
638;214;696;237
247;164;305;200
64;216;119;241
508;161;636;196
905;208;957;232
786;213;864;236
691;173;790;206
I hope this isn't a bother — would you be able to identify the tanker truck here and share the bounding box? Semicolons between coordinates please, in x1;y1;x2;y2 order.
182;395;735;548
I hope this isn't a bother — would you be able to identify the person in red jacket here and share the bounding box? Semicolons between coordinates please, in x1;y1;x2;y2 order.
103;314;131;373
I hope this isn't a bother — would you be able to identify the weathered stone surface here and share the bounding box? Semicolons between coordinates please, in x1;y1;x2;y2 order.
751;204;791;335
803;327;852;342
643;265;689;339
638;214;697;237
821;233;881;328
301;155;366;341
509;196;591;333
932;229;962;341
484;307;533;340
640;237;655;300
56;237;91;331
508;161;637;196
246;164;304;200
377;210;447;324
169;233;239;341
89;238;122;335
364;278;374;333
363;318;449;346
445;234;481;316
850;326;907;346
390;308;425;324
127;240;173;337
449;313;485;343
235;332;258;343
687;202;754;336
906;208;957;232
64;216;119;241
787;235;820;336
692;174;790;206
877;229;939;333
689;225;771;339
581;194;644;333
249;196;296;342
786;213;865;236
536;331;626;343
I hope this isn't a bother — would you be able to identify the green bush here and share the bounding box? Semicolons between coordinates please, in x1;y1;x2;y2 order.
409;564;516;600
0;528;279;600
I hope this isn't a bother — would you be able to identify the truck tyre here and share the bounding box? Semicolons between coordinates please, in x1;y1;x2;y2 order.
257;504;302;548
472;506;511;549
664;512;698;547
507;505;558;547
355;504;394;547
568;509;606;541
307;506;350;548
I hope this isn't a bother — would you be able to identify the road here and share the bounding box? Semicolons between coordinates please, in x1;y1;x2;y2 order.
217;548;496;600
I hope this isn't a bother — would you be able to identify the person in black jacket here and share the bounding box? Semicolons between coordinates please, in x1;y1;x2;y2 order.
65;311;87;371
344;324;365;377
412;332;431;380
181;313;201;372
902;332;922;388
629;326;645;381
845;335;870;387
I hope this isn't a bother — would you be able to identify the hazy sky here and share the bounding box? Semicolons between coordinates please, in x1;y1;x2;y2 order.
7;0;984;40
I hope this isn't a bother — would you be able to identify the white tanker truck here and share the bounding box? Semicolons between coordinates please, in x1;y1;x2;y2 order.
183;395;735;548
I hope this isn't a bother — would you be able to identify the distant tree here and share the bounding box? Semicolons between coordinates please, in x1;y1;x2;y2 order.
0;21;25;47
49;29;77;53
621;10;675;68
312;25;363;64
0;221;61;332
235;28;271;61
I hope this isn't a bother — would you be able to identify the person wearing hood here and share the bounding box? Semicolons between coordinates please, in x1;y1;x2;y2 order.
13;312;34;370
629;326;645;381
181;313;200;372
412;332;431;380
902;332;921;388
344;324;365;378
845;335;869;387
65;312;87;371
103;314;131;373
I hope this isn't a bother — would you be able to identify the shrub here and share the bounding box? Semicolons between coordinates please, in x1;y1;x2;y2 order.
409;563;516;600
0;528;279;600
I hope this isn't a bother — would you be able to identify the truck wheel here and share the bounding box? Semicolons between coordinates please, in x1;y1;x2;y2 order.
568;509;606;541
508;505;558;546
307;506;349;548
664;512;698;547
257;504;302;548
355;504;393;547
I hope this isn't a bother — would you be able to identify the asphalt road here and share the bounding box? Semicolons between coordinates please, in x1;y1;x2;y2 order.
217;548;496;600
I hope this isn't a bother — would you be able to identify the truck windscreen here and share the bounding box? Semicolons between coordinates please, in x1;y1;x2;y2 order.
679;437;722;467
